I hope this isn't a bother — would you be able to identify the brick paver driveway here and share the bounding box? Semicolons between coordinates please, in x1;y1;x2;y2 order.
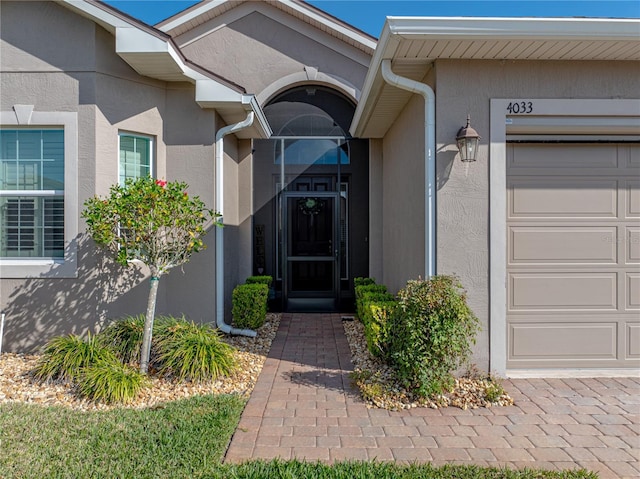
225;313;640;478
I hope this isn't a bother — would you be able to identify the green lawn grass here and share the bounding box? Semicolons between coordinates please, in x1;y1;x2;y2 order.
0;395;597;479
212;460;597;479
0;394;245;478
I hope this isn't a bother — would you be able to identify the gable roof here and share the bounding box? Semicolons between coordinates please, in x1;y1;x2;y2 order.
351;16;640;138
57;0;271;138
156;0;376;55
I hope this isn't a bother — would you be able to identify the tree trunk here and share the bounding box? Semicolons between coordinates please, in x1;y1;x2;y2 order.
140;275;160;374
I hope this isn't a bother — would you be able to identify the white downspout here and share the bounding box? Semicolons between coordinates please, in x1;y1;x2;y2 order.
215;111;257;337
380;60;436;278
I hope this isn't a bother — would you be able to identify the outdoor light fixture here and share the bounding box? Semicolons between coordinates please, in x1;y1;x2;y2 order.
456;115;481;162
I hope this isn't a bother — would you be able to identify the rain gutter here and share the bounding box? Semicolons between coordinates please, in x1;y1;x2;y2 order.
215;112;257;337
380;59;436;278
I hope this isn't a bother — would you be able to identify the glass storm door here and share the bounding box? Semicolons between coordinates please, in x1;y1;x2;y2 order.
283;191;339;311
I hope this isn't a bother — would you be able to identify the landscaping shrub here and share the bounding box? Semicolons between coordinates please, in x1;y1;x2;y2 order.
386;276;480;398
155;319;236;382
232;283;268;329
353;280;396;357
355;284;389;319
245;275;273;287
361;300;397;358
354;276;376;287
98;314;145;364
32;334;119;382
77;361;149;404
355;283;386;300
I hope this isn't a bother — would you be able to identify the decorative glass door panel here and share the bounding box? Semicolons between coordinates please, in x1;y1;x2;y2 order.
284;192;339;309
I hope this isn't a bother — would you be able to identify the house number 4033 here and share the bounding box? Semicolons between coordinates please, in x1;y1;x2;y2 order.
506;101;533;114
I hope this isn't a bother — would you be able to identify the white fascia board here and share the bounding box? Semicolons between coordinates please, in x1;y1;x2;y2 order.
196;87;272;138
386;16;640;41
116;27;170;53
244;95;273;139
280;0;377;50
350;15;640;137
196;79;246;105
157;0;377;51
59;0;130;32
350;23;400;138
158;0;227;32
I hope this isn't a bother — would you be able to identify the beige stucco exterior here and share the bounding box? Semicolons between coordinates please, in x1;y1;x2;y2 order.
170;2;370;103
370;59;640;371
0;0;372;352
0;1;222;351
2;1;638;375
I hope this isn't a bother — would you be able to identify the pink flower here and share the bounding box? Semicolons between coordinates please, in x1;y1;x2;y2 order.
183;191;188;197
155;179;167;187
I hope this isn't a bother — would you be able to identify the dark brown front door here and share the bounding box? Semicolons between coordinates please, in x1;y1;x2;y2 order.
283;191;339;311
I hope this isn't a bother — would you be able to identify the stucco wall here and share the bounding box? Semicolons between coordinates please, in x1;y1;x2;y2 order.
375;59;640;370
176;7;368;100
381;95;426;294
0;2;227;351
433;59;640;370
368;139;384;282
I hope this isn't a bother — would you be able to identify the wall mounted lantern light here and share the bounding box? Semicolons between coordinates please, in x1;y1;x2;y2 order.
456;115;481;162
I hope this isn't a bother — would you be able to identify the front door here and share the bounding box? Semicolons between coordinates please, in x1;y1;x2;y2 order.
283;191;339;311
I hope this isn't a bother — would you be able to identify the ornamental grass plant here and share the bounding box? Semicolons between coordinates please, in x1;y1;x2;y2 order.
98;314;146;364
31;314;238;404
32;334;119;382
155;319;237;382
77;361;150;404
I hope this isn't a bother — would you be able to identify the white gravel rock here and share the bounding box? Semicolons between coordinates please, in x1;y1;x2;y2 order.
343;318;514;410
0;313;280;411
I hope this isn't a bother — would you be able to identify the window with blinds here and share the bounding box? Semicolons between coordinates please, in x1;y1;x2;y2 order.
0;129;64;258
119;133;152;184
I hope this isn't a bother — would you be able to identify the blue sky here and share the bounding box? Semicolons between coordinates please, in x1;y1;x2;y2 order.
104;0;640;38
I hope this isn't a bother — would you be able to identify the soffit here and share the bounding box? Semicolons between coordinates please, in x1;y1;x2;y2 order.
57;0;270;138
355;61;432;139
157;0;376;56
351;17;640;138
393;37;640;62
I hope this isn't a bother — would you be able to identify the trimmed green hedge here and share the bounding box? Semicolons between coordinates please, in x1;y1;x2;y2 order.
245;275;273;287
361;300;397;358
232;283;268;329
354;280;397;358
354;277;376;288
355;284;389;319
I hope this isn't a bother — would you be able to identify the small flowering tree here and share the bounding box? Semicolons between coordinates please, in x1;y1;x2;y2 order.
82;177;218;374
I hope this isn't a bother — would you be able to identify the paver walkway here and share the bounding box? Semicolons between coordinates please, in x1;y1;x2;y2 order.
225;313;640;478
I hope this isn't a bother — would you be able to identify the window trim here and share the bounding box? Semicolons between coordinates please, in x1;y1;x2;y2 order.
0;109;78;278
118;131;154;184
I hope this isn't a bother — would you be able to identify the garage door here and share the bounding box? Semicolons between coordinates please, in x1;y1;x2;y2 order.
507;143;640;369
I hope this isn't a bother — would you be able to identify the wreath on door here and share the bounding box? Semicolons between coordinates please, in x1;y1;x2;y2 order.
297;197;323;216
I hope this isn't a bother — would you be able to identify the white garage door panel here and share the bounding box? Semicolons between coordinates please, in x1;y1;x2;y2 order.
510;227;617;264
510;323;617;359
627;273;640;310
628;181;640;217
507;143;639;370
627;146;640;167
627;228;640;263
510;273;617;310
509;179;617;218
508;144;619;169
628;324;640;358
